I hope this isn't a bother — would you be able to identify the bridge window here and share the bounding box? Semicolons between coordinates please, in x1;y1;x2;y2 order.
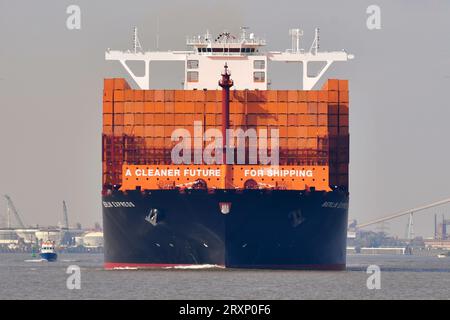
187;60;199;69
253;71;265;82
187;71;199;82
254;60;265;69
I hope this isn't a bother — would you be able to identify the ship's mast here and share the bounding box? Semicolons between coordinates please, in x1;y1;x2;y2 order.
218;63;233;164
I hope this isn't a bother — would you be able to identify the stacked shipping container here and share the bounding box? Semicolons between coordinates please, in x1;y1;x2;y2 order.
102;78;349;189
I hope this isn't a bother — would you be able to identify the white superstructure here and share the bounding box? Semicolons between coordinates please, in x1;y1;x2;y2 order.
106;27;353;90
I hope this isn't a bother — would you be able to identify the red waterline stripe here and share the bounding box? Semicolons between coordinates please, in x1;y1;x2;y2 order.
104;262;224;269
104;262;344;270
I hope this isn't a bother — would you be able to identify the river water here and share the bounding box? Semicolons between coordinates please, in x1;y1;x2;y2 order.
0;253;449;299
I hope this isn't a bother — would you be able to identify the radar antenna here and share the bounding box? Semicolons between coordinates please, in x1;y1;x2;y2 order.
133;27;142;53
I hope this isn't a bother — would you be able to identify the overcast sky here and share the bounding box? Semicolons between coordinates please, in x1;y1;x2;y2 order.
1;0;449;237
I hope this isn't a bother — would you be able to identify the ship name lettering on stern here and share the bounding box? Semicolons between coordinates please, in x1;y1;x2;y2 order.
103;201;135;208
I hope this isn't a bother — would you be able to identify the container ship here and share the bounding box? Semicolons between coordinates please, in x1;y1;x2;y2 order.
102;27;353;269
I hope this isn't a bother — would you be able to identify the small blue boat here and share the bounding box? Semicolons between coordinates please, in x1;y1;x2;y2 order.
39;241;58;261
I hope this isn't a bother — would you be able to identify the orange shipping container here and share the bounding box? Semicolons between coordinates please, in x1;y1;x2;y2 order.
134;126;144;136
113;78;130;90
144;102;153;113
339;103;349;115
134;114;144;125
339;115;349;126
154;102;164;113
125;89;134;102
154;114;164;125
338;80;348;91
307;91;319;102
307;138;318;149
194;90;205;102
103;114;113;126
287;103;299;114
154;137;165;147
154;90;164;102
287;127;297;137
183;114;194;125
328;104;339;115
134;90;144;102
164;90;175;102
184;91;193;102
174;90;185;102
206;90;216;102
297;126;308;137
266;90;277;102
307;127;318;136
144;114;154;125
164;113;175;124
287;90;298;102
318;91;328;102
287;138;297;148
114;125;124;135
298;103;308;114
164;102;175;113
307;103;318;114
277;91;288;102
104;79;114;91
323;79;339;91
114;114;124;126
124;114;134;125
103;102;113;113
277;103;288;114
103;125;112;135
306;115;317;125
154;126;165;137
103;90;113;102
287;114;298;126
205;102;217;114
298;138;307;148
124;102;134;113
318;115;328;126
135;102;144;113
278;114;287;125
318;103;327;114
174;114;185;125
297;91;308;102
339;91;349;103
113;90;124;102
230;102;244;114
328;91;339;103
205;114;216;125
124;125;133;135
144;90;154;102
164;126;174;137
328;115;338;126
194;102;205;113
247;102;260;114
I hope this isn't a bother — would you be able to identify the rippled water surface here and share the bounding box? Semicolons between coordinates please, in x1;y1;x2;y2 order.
0;253;449;299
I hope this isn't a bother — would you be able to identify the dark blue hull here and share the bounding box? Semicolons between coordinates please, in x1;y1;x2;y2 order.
40;252;58;262
102;189;348;270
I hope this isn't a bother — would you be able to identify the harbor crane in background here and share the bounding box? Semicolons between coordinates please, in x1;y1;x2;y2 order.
3;195;25;229
62;201;69;230
354;197;450;240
